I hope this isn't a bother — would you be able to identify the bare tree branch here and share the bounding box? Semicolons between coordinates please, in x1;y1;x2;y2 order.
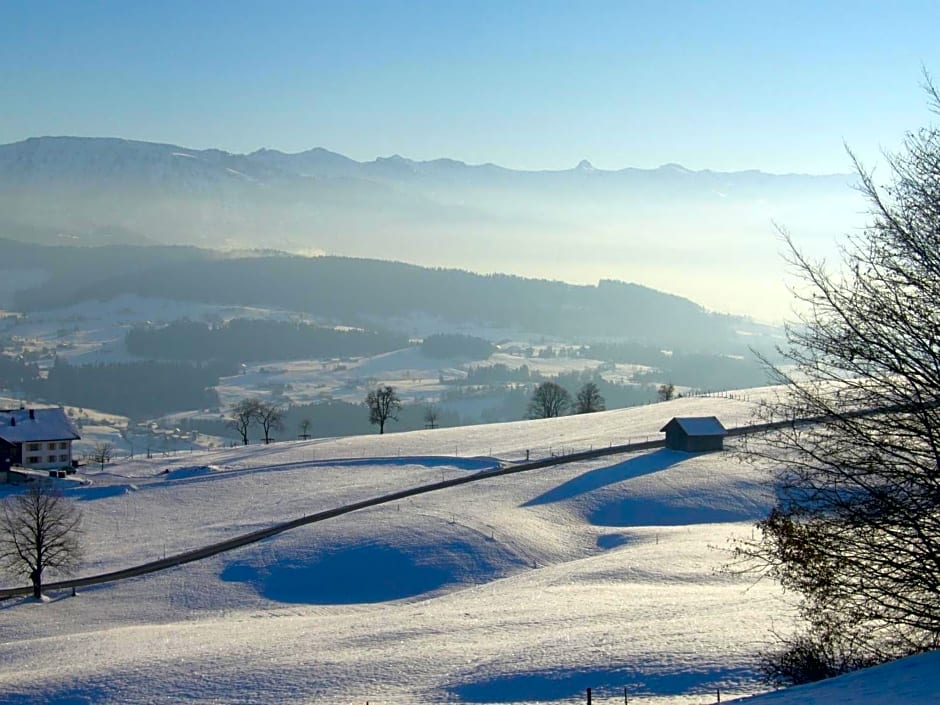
734;83;940;681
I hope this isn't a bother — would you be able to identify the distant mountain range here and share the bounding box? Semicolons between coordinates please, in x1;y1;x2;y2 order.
0;135;853;186
0;136;864;319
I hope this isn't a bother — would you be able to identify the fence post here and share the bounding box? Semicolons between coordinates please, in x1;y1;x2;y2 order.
586;687;592;705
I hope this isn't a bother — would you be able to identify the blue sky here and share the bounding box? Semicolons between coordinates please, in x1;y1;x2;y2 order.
3;0;939;173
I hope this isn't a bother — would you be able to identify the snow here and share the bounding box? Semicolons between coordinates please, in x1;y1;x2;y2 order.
2;294;656;422
666;416;727;437
725;650;940;704
0;406;79;443
1;294;316;366
0;392;929;704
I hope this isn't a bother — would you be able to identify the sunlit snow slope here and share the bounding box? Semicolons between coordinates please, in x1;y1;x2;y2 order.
1;392;921;705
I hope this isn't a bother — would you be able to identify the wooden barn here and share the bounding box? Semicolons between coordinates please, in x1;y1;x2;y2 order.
660;416;727;452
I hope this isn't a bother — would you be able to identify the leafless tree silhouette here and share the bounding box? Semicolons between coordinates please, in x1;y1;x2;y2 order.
735;77;940;681
1;482;82;599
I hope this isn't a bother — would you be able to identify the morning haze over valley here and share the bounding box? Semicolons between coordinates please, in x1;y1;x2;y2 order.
2;3;940;705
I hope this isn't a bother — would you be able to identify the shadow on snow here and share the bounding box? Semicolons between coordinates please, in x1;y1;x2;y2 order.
522;449;687;507
221;536;525;604
449;663;757;702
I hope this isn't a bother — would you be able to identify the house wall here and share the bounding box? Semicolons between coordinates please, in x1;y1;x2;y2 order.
20;439;72;470
0;439;16;469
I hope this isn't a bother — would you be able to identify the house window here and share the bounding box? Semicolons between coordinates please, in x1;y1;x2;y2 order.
48;442;57;451
27;456;40;464
27;443;41;452
59;442;68;450
47;455;57;463
59;454;69;462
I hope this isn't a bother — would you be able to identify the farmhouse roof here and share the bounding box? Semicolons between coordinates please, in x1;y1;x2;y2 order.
0;408;80;444
660;416;727;437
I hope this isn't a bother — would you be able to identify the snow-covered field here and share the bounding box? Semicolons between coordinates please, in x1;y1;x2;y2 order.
0;394;932;704
2;294;314;366
2;294;663;426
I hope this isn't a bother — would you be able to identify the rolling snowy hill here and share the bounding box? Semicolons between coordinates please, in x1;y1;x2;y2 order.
0;392;932;704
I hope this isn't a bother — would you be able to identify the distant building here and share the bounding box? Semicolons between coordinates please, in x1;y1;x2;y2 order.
660;416;726;452
0;407;81;472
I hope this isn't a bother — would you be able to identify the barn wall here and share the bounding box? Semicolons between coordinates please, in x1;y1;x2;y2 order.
663;430;724;452
664;428;684;451
686;436;723;452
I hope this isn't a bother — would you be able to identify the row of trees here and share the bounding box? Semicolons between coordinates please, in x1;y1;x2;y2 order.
228;398;285;445
526;381;606;419
228;387;407;442
21;358;229;420
126;318;408;364
229;378;672;442
420;333;495;360
525;380;675;419
364;385;441;433
210;392;458;444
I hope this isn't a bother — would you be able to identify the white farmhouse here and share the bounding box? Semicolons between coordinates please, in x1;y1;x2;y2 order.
0;407;81;472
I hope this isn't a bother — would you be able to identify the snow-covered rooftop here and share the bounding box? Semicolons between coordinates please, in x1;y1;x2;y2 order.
0;407;80;444
661;416;728;437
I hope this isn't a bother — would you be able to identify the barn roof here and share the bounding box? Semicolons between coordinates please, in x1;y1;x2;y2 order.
0;408;80;444
660;416;727;437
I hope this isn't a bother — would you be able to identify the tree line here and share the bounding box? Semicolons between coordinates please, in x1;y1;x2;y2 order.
420;333;495;359
178;394;462;445
0;353;37;389
126;318;409;364
20;358;231;420
587;342;772;390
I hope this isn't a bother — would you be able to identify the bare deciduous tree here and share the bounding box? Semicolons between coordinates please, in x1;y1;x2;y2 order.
229;398;262;446
657;382;675;402
423;404;440;429
575;381;605;414
734;78;940;681
365;385;402;434
256;402;283;444
527;381;571;419
0;482;82;599
89;441;113;472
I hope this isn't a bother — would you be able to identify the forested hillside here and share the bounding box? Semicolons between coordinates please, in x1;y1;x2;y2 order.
5;241;754;350
126;318;409;364
20;359;231;420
